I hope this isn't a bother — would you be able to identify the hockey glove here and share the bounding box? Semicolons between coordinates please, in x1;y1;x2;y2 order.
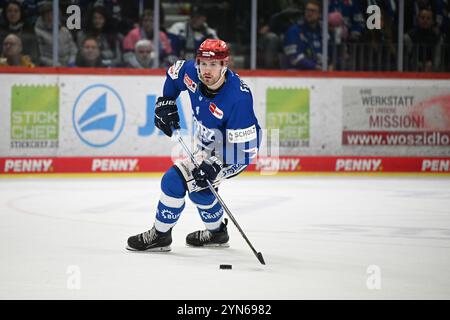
154;97;180;137
193;156;224;188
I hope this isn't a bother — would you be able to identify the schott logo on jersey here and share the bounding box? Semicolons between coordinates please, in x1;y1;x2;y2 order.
227;125;257;143
183;74;197;93
193;117;215;143
209;103;223;119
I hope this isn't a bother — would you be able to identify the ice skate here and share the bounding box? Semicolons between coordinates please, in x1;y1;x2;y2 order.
127;226;172;252
186;218;230;247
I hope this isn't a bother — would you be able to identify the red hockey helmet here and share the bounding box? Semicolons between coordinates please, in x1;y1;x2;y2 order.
196;39;230;63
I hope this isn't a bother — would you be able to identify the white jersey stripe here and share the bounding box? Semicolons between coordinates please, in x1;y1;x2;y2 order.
155;219;177;233
191;198;218;210
159;192;185;208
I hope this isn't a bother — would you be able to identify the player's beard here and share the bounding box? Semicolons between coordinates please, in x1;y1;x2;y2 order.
200;66;227;90
202;74;218;86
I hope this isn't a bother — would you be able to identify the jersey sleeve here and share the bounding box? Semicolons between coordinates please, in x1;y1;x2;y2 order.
283;25;317;70
162;60;188;98
223;94;261;166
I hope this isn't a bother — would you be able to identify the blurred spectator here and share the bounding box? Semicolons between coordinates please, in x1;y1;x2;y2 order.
0;0;43;26
329;0;365;42
328;10;349;70
328;11;348;45
34;1;77;66
283;0;323;70
124;39;154;68
195;1;230;40
75;36;106;67
256;1;293;69
123;9;171;66
0;33;34;66
405;0;449;35
360;8;397;71
167;5;218;61
267;4;303;36
0;0;38;62
257;24;281;69
404;7;442;72
76;5;122;67
115;0;166;36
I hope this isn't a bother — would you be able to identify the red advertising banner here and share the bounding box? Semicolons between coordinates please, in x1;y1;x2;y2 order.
1;156;449;174
342;131;450;146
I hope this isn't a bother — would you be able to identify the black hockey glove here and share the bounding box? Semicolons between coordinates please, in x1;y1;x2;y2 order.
193;156;224;188
154;97;180;137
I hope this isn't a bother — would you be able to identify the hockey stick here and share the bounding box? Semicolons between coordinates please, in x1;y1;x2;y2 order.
173;130;266;265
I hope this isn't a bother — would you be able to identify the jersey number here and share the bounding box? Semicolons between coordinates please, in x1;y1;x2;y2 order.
240;80;250;93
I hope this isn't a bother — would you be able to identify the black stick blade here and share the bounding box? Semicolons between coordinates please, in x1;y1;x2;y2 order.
257;252;266;265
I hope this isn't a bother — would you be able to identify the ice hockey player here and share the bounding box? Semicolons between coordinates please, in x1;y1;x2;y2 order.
127;38;261;251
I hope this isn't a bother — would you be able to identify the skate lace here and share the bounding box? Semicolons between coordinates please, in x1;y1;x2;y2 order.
142;228;157;244
199;230;212;242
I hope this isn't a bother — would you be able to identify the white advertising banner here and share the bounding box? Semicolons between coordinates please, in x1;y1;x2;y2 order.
1;72;449;159
0;74;192;157
343;86;450;147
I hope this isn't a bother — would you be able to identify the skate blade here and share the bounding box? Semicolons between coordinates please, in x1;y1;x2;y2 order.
126;245;171;252
186;243;230;248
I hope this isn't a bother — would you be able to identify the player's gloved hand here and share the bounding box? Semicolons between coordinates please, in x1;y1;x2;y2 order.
193;156;224;188
154;97;180;137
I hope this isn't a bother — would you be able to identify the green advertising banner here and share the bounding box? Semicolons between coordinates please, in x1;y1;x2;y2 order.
266;88;310;148
10;85;59;149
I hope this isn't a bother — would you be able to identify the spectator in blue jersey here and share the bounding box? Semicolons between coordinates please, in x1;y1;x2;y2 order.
167;5;218;62
329;0;365;42
283;0;323;70
127;39;261;251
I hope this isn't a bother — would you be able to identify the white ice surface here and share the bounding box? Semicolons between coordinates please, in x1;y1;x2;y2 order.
1;175;449;299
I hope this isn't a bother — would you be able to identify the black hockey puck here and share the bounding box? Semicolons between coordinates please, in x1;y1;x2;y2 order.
219;264;232;270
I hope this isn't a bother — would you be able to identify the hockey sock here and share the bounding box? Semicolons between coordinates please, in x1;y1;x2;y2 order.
154;194;185;233
155;166;187;232
195;200;224;231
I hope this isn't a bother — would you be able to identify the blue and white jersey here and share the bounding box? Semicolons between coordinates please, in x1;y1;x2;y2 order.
162;60;261;172
283;22;322;70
